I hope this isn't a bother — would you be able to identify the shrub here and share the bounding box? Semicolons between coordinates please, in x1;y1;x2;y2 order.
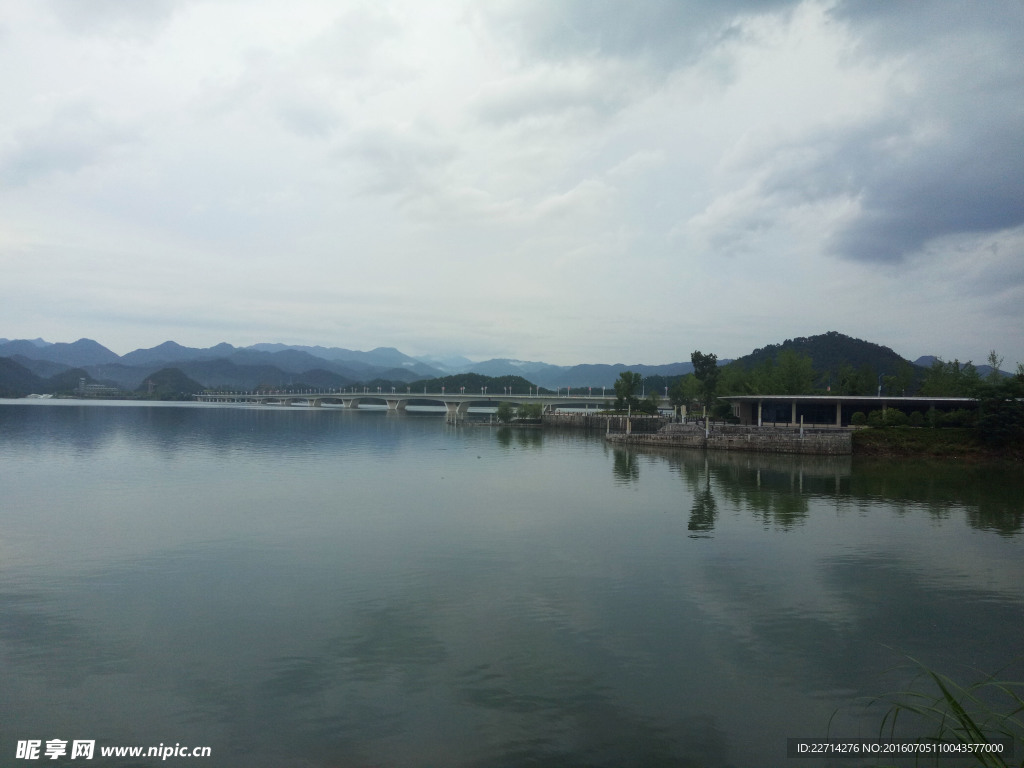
883;409;909;427
850;411;867;426
867;410;885;427
908;411;925;427
938;409;977;428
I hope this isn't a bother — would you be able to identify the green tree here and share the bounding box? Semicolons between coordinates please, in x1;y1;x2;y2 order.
637;389;660;414
974;366;1024;446
986;350;1004;383
855;363;877;396
613;370;642;411
837;363;858;395
774;349;814;395
921;359;980;397
669;374;698;409
749;358;776;394
890;360;916;396
495;402;515;423
516;402;543;420
717;361;749;396
691;351;720;412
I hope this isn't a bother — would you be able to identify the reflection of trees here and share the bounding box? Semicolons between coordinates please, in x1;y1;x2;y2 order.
496;426;544;451
647;445;1024;535
612;449;640;483
663;449;812;529
516;428;543;449
851;459;1023;535
634;443;1011;532
688;460;717;534
689;485;717;534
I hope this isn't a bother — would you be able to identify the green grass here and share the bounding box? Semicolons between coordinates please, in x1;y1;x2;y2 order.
853;427;1003;459
864;660;1024;767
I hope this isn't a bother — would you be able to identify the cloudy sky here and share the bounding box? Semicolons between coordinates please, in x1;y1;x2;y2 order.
1;1;1022;366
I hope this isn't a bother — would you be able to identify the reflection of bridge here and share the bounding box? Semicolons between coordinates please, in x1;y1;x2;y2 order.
194;391;612;422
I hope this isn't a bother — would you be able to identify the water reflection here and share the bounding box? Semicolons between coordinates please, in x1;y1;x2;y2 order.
494;425;544;450
612;448;640;483
0;401;416;460
1;403;1022;767
688;458;717;536
623;443;1023;535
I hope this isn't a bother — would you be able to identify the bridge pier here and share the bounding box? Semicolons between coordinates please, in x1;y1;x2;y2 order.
444;401;471;423
386;399;407;412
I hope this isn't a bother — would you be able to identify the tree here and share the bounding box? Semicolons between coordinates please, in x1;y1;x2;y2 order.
669;374;698;409
774;349;814;395
638;389;660;414
987;350;1004;383
613;370;642;411
516;402;543;420
747;357;777;394
716;361;749;396
837;363;858;395
495;402;515;423
975;375;1024;447
691;351;720;412
891;360;916;396
921;358;982;397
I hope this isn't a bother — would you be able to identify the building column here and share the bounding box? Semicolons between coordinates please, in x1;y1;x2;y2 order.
836;401;842;427
790;401;797;426
757;400;763;427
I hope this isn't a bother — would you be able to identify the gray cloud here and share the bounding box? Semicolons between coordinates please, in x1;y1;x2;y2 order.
476;70;629;125
822;1;1024;262
830;126;1024;263
481;0;799;69
275;99;343;139
47;0;178;37
336;126;456;198
0;104;136;187
828;1;1021;54
706;2;1024;266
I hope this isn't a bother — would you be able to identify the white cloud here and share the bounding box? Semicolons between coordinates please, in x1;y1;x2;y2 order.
1;0;1022;367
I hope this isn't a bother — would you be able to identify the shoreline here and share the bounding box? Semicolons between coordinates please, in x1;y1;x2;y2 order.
601;423;1022;461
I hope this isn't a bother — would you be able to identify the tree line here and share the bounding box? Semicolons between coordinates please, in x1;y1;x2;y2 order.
606;348;1024;446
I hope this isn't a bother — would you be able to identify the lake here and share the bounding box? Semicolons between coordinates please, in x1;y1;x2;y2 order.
1;401;1021;767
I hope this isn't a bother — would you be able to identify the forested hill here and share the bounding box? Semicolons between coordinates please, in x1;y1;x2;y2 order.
731;331;916;378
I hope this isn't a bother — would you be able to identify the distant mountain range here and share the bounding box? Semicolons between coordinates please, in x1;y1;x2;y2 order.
0;331;1010;397
0;337;711;393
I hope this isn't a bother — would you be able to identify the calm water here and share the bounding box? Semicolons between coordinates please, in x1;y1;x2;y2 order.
1;401;1021;767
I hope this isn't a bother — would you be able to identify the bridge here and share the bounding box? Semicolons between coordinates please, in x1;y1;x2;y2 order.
194;390;618;422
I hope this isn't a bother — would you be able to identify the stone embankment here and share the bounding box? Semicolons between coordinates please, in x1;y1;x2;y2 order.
606;423;852;455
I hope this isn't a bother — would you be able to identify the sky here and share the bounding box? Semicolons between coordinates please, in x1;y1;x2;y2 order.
1;1;1022;367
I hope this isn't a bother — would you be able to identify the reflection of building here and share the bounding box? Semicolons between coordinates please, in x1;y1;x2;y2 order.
721;395;977;427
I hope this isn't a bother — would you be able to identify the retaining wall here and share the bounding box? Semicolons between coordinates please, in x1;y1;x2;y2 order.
606;424;852;455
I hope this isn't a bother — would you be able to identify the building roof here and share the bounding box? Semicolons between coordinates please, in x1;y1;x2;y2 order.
719;394;976;406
